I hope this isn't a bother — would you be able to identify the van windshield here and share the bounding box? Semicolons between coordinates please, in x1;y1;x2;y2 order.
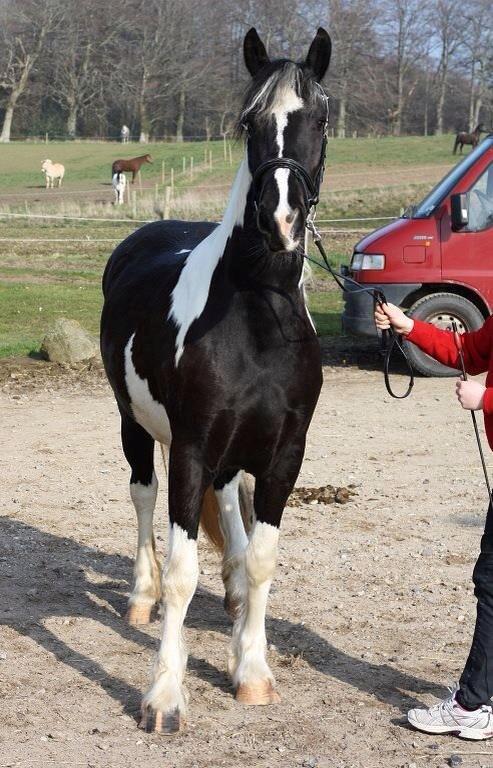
404;135;493;219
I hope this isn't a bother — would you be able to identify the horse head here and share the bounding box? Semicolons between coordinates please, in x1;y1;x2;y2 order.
145;154;153;164
240;27;331;254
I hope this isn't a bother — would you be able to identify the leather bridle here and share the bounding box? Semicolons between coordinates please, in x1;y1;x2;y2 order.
247;87;329;214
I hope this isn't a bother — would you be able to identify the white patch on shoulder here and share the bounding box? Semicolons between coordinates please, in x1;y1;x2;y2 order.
168;157;251;365
124;333;171;444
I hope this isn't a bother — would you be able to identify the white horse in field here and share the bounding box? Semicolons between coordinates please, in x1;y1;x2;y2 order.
112;171;126;204
41;159;65;188
121;125;130;143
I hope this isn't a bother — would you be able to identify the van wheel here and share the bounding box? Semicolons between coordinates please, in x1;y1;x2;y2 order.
405;293;484;377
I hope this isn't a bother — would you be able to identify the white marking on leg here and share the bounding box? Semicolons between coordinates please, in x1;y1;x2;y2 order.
168;156;252;366
124;333;171;445
128;474;160;609
143;524;199;718
215;474;249;612
229;522;279;688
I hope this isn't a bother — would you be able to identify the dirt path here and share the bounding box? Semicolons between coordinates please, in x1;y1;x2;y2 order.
1;356;491;768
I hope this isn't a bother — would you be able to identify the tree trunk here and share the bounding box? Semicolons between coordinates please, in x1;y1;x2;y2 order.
175;87;185;142
337;92;347;138
435;77;446;135
468;61;476;131
392;62;404;136
435;52;449;136
473;95;482;128
0;92;19;142
67;103;77;138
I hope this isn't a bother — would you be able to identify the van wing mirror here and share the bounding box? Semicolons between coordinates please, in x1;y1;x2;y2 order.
451;193;469;231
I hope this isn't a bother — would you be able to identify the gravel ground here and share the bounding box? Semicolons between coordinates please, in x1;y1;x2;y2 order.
1;350;492;768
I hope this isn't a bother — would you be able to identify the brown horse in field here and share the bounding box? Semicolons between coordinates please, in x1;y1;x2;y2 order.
453;124;484;154
111;154;153;183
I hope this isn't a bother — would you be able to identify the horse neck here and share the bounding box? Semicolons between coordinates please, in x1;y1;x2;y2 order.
221;155;304;291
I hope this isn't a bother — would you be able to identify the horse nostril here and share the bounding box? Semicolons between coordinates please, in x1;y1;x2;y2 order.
286;212;295;224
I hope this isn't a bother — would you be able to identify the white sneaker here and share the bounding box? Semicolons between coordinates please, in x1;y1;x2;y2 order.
408;685;493;740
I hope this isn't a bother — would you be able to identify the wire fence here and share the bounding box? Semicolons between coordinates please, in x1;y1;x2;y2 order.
0;211;397;226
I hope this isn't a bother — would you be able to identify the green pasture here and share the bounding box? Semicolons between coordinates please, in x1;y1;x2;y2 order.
0;135;464;358
0;133;457;192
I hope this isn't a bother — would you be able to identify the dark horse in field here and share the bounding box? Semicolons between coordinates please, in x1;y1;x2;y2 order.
111;153;153;183
453;124;484;154
101;27;331;733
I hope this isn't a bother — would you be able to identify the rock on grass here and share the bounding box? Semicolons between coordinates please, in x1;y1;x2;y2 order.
40;318;99;365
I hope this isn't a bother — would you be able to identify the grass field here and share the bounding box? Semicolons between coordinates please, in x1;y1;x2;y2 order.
0;134;463;358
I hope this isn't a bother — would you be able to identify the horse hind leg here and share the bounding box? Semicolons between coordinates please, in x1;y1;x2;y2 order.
229;452;303;707
121;412;162;625
211;472;254;619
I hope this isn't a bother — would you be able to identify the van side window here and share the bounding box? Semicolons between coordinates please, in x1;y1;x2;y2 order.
467;163;493;232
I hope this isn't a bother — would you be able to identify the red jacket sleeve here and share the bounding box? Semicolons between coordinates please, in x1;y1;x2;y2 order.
406;317;493;376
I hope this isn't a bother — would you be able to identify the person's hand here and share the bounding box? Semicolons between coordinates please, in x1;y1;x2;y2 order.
374;302;414;336
455;378;486;410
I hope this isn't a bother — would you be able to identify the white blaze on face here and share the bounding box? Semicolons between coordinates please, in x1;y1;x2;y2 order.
272;87;303;251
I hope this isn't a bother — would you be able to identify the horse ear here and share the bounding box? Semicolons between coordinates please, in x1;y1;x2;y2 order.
304;28;332;82
244;28;270;77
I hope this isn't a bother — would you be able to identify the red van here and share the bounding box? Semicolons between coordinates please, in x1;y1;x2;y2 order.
342;133;493;375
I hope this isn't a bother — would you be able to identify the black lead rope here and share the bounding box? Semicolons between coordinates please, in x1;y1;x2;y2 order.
452;319;493;506
305;218;415;399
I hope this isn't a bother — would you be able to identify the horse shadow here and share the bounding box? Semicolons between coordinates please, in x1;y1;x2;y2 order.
0;516;445;722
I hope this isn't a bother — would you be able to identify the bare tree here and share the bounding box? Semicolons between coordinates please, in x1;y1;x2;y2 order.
48;0;117;138
0;0;59;142
460;0;493;130
328;0;375;137
429;0;461;134
380;0;429;135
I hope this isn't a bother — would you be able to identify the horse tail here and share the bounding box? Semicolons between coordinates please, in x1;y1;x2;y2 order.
453;135;459;154
199;472;255;552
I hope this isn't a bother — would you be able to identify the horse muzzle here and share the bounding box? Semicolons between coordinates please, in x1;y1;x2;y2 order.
256;203;302;253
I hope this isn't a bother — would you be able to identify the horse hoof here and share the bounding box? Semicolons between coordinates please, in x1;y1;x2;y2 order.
235;680;281;705
125;604;153;626
139;704;185;734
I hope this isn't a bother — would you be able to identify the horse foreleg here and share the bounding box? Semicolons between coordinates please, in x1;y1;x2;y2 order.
140;443;204;733
121;413;162;625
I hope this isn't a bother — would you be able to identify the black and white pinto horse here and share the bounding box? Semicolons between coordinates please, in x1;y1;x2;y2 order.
101;27;331;733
